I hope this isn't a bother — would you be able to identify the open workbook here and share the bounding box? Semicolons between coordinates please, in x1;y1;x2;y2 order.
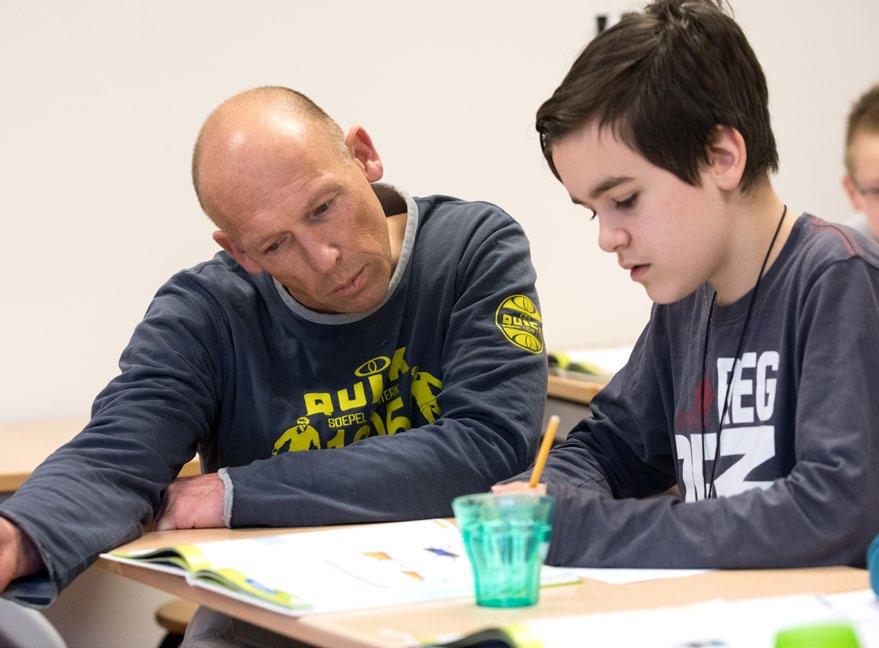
102;518;580;617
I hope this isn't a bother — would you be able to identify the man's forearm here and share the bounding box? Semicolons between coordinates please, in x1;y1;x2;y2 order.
0;514;43;592
154;473;226;530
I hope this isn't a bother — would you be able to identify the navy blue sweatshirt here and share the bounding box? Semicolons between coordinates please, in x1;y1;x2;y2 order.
1;187;547;604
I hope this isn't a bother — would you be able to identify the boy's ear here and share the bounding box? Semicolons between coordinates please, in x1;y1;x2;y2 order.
213;230;263;274
707;126;747;191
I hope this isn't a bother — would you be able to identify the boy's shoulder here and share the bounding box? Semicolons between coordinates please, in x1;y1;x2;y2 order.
792;214;879;274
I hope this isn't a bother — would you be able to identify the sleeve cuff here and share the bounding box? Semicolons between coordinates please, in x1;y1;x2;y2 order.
1;573;58;608
217;468;234;528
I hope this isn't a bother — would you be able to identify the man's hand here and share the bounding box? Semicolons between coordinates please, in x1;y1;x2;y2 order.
0;515;43;592
491;481;548;495
155;474;226;530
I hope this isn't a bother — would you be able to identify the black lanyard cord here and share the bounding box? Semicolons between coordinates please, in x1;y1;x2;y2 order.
700;204;788;500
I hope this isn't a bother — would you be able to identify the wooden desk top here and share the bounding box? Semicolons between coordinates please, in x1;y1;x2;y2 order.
547;374;604;404
0;419;200;492
99;526;869;648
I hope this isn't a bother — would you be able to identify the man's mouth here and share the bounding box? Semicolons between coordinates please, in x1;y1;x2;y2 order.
332;265;367;294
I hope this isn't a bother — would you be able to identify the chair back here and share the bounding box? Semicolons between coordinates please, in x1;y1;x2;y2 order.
0;598;66;648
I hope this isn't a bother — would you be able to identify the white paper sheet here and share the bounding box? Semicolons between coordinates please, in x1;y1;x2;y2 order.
566;567;709;584
520;593;872;648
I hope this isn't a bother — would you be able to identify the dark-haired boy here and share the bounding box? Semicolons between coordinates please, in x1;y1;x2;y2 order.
497;0;879;567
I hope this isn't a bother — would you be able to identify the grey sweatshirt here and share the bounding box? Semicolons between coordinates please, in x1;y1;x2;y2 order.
520;215;879;568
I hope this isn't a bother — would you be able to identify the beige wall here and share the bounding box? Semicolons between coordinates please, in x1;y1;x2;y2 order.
2;1;877;421
1;0;877;643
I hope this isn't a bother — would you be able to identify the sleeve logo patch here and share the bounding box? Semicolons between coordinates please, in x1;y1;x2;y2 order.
495;294;544;354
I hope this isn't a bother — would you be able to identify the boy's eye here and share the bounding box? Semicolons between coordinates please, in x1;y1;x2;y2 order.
614;193;638;210
588;209;597;221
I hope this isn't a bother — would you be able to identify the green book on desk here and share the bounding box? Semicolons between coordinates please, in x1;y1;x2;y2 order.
102;519;580;617
547;345;633;382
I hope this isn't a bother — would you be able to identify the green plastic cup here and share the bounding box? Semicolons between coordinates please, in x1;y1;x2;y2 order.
774;622;861;648
452;492;555;608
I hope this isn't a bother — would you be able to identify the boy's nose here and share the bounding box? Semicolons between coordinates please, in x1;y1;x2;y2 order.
597;218;630;253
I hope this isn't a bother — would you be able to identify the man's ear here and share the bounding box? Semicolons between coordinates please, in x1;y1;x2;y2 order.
843;174;864;212
344;125;384;183
213;230;263;274
707;126;747;192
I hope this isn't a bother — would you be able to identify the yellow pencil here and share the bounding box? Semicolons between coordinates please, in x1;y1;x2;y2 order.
529;414;560;488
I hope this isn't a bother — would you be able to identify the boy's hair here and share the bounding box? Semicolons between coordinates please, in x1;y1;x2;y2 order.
845;84;879;175
536;0;778;193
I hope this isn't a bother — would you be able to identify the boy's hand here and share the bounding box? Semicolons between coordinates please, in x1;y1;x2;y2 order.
491;482;547;495
0;515;43;593
155;474;225;530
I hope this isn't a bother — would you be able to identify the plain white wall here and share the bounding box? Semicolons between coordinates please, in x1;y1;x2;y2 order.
2;1;877;422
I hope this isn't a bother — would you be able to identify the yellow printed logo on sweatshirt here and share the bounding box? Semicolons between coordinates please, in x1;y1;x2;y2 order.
270;347;443;454
495;294;543;354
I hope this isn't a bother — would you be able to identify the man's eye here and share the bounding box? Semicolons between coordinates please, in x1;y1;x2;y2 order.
312;201;331;218
588;209;597;221
614;193;638;210
264;241;280;254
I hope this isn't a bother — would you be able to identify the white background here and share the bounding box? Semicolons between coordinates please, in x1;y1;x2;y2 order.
2;1;877;422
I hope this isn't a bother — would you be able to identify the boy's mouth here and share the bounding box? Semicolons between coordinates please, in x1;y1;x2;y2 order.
625;263;650;281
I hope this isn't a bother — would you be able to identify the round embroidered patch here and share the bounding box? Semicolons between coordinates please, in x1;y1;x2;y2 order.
495;294;544;354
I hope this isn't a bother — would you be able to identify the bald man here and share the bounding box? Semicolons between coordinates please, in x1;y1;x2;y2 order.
0;87;546;608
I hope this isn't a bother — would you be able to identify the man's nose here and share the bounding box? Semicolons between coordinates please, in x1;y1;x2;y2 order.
300;236;341;273
597;216;630;253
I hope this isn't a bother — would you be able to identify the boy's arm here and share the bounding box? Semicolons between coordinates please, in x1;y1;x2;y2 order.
509;309;680;500
540;260;879;568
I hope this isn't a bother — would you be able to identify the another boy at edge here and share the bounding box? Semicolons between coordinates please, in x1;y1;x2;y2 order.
843;84;879;242
497;0;879;567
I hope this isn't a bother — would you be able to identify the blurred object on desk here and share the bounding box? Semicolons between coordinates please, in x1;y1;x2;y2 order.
548;345;633;382
545;345;633;443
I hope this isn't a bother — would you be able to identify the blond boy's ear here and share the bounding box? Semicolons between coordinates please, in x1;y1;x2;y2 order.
842;175;865;212
707;126;748;192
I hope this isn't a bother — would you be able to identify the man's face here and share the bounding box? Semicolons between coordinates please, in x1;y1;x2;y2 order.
209;128;394;314
552;123;730;305
845;131;879;240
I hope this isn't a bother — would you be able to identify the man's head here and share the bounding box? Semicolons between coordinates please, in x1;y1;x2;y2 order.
192;86;396;314
842;84;879;239
535;0;779;304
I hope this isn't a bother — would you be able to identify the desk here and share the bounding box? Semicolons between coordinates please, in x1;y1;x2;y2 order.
99;526;868;648
0;419;201;493
546;375;604;405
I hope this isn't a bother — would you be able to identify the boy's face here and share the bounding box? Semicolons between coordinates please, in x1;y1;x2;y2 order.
843;130;879;240
552;122;730;305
